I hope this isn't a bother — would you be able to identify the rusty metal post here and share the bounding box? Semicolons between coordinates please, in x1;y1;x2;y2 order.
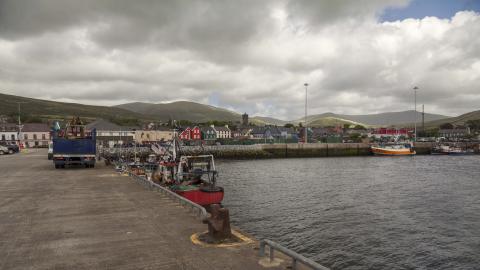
203;204;232;241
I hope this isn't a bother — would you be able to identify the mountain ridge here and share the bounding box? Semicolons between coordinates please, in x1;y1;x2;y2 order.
0;92;474;128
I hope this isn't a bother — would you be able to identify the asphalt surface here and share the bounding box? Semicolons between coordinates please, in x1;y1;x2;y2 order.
0;149;291;270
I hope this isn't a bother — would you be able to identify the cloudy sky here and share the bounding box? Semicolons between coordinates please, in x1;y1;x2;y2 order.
0;0;479;119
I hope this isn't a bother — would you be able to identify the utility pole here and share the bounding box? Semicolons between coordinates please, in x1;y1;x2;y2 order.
304;83;308;144
9;101;28;148
422;104;425;136
413;86;418;142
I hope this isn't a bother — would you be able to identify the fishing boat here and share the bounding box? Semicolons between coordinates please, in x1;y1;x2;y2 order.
371;143;416;156
152;137;224;207
431;144;474;155
431;145;450;155
154;155;224;206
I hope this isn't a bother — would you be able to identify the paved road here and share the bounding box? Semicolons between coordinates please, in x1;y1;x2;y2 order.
0;150;289;270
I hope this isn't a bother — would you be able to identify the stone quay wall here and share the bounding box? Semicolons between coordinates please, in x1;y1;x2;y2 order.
180;142;436;159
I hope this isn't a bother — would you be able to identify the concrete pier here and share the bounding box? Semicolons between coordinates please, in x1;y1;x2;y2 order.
0;150;292;270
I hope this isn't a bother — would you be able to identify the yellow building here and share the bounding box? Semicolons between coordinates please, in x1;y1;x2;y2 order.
135;129;173;143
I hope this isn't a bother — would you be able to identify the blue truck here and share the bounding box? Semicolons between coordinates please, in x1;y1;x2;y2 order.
53;129;96;169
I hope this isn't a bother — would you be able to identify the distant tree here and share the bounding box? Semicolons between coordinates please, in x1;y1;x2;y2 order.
284;123;294;128
0;115;8;124
348;133;361;141
109;117;140;127
440;123;454;129
426;128;439;137
23;115;43;123
178;120;193;126
343;123;352;129
353;124;366;130
417;130;427;137
466;119;480;131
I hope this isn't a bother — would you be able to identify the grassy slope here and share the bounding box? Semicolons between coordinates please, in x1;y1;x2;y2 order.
308;117;364;127
0;93;147;123
115;101;243;122
424;110;480;128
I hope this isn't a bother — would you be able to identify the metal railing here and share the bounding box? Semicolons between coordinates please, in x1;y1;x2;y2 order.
128;172;208;221
259;239;330;270
127;167;327;270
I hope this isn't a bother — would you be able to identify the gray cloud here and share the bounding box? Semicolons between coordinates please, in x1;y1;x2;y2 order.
0;0;479;120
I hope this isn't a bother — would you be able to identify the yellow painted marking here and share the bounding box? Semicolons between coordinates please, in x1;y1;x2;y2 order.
190;230;254;248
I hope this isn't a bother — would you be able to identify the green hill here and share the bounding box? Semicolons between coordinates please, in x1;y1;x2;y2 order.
2;92;475;129
308;117;365;128
295;111;449;127
115;101;243;123
0;93;147;125
250;116;288;126
424;110;480;128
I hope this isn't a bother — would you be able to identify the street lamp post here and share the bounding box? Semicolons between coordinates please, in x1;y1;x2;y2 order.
304;83;308;144
413;86;418;142
10;101;28;148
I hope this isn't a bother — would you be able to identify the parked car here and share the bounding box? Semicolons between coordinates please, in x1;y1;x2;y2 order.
0;145;9;155
0;141;19;154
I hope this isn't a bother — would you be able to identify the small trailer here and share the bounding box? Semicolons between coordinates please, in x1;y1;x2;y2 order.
52;117;96;169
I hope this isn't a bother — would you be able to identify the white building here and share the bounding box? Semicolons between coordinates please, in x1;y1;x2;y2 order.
211;125;231;139
86;119;136;148
0;123;18;143
22;123;51;148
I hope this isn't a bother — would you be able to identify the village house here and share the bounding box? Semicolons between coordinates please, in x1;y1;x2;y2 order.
179;127;191;140
86;119;136;148
201;126;216;140
250;126;267;139
179;126;202;141
135;127;174;144
212;125;231;139
0;123;19;144
190;126;201;140
438;127;470;140
370;128;412;139
22;123;50;148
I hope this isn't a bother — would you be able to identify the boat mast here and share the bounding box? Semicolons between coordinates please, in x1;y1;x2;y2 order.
304;83;308;144
413;86;418;142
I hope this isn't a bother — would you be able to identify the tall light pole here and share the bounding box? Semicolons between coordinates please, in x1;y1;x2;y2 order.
9;101;28;148
413;86;418;142
304;83;308;144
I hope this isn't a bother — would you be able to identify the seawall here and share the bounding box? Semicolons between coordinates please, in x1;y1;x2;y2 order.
181;142;436;159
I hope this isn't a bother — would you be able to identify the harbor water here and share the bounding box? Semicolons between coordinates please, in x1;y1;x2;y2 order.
218;156;480;269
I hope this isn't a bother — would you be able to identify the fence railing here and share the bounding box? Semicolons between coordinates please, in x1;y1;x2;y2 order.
128;173;208;221
259;239;330;270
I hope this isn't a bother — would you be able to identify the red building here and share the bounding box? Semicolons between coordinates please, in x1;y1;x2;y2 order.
190;126;201;140
179;126;202;140
180;127;191;140
373;128;412;136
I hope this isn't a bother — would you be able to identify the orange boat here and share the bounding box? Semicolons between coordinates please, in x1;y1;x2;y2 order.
371;143;416;156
